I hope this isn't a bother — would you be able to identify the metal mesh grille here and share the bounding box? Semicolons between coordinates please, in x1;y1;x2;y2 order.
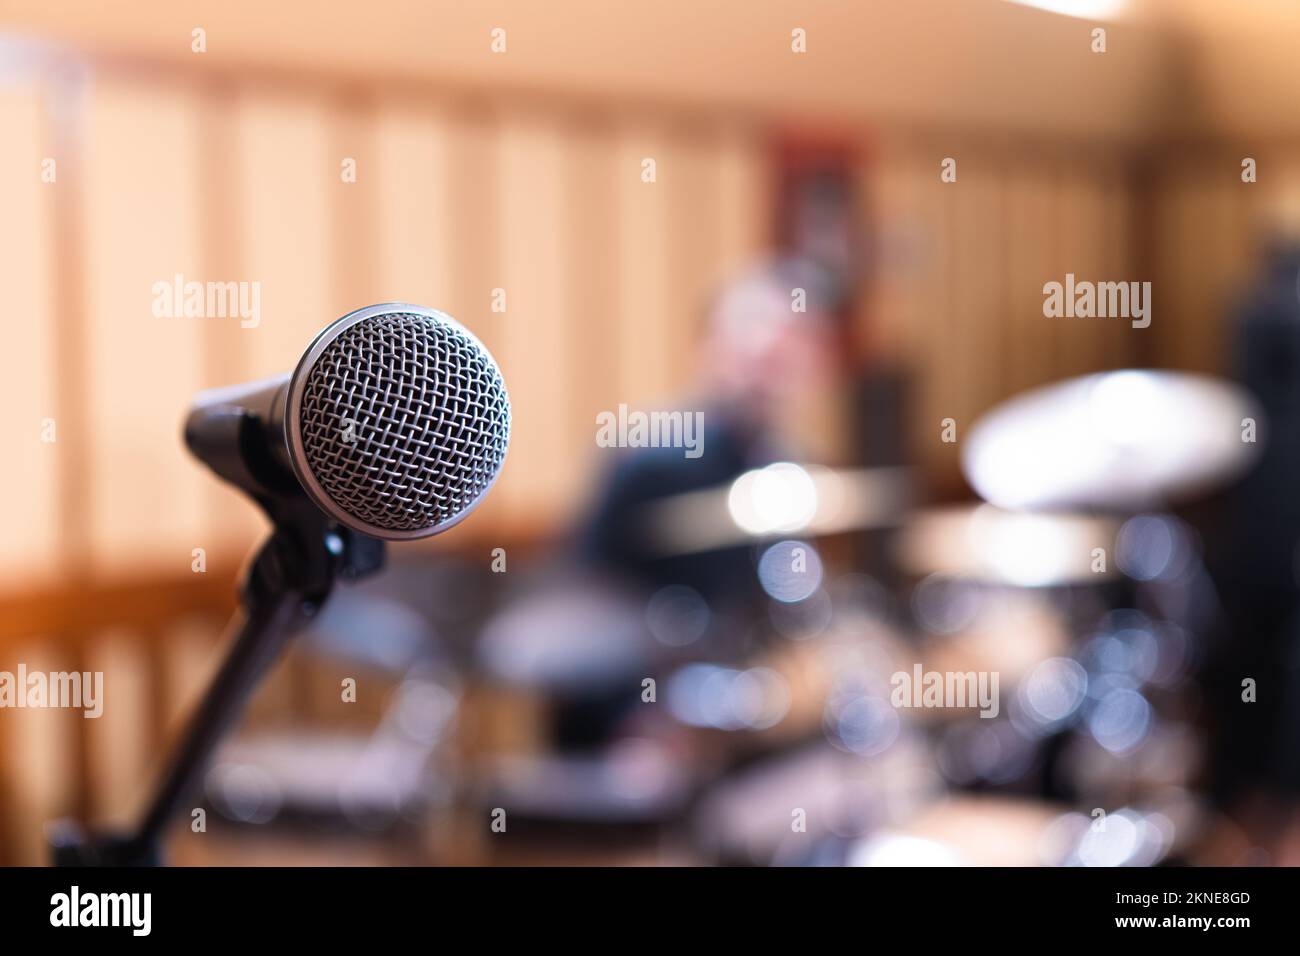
297;312;510;533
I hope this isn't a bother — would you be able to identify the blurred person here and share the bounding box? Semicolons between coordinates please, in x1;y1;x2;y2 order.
1213;230;1300;801
579;257;839;610
469;260;842;773
500;257;842;753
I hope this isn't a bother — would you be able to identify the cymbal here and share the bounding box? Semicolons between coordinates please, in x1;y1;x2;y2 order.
897;504;1119;586
962;370;1263;511
641;464;913;557
847;796;1064;866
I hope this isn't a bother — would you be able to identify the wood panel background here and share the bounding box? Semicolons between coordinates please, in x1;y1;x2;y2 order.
861;137;1146;490
3;32;1298;863
0;58;770;864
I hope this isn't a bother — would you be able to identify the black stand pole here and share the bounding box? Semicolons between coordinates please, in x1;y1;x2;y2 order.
49;505;384;866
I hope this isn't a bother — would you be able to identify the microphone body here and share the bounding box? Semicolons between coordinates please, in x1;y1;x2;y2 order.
184;373;295;499
184;303;511;539
49;304;510;865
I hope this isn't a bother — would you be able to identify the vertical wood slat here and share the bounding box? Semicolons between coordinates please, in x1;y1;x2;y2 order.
45;71;96;847
862;144;919;366
715;127;770;283
950;151;1005;429
330;97;381;310
904;140;956;484
1098;164;1135;370
83;79;210;578
494;112;577;523
858;140;1158;491
0;641;75;865
196;87;264;557
44;75;91;582
372;104;458;312
66;642;93;838
663;134;723;391
565;119;622;504
1005;157;1056;398
0;82;59;585
615;123;674;406
83;632;152;830
1056;162;1109;379
237;92;334;381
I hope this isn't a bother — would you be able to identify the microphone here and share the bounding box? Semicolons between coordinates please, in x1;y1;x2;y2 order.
184;303;511;539
46;304;510;866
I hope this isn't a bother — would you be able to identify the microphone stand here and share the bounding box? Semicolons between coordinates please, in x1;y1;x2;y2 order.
49;491;385;866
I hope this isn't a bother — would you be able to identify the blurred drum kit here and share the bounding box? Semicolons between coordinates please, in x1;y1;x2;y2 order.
867;369;1258;867
465;369;1264;865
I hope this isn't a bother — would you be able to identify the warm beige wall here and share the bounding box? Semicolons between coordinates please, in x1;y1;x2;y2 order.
861;136;1142;491
0;79;60;581
0;69;771;861
1147;148;1300;375
1151;0;1300;141
861;136;1300;494
5;0;1294;559
1;0;1178;143
0;66;769;590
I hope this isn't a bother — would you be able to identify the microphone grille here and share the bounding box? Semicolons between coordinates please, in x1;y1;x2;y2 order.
292;308;510;538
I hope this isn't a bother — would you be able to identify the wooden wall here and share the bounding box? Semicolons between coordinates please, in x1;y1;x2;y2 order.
0;64;769;595
1147;146;1300;374
4;23;1293;863
861;137;1145;490
857;133;1300;493
0;59;769;863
